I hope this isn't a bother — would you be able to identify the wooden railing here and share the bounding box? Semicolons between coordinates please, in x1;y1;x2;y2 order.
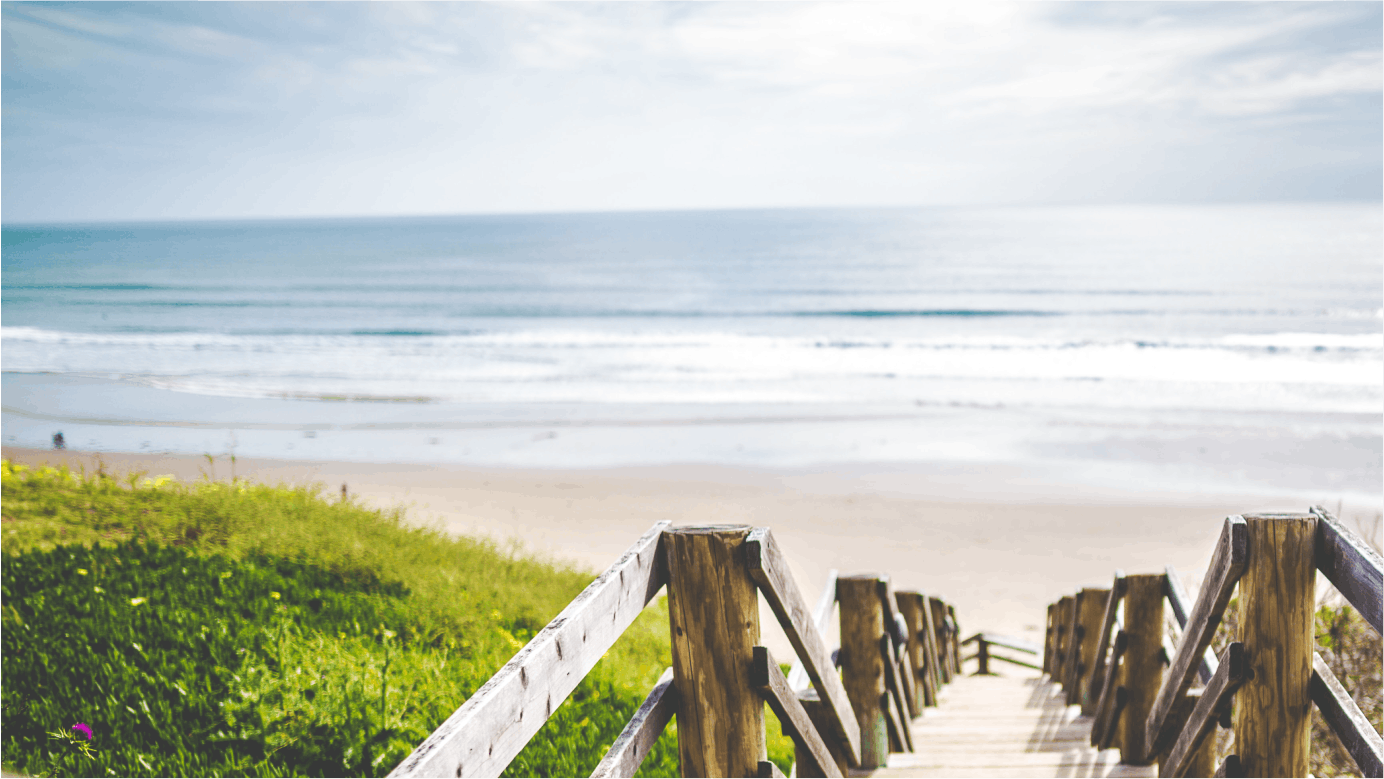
1044;507;1384;778
962;632;1040;675
388;524;965;778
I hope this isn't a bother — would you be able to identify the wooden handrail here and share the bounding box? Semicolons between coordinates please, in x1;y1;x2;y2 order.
1311;505;1383;635
1086;572;1126;708
1159;643;1248;778
1144;515;1247;756
786;569;837;692
1163;565;1218;684
390;521;671;778
746;529;862;766
751;647;844;778
960;632;1039;654
1088;629;1128;748
1311;652;1384;778
590;668;677;778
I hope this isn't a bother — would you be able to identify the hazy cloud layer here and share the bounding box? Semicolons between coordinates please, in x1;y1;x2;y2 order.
3;1;1379;222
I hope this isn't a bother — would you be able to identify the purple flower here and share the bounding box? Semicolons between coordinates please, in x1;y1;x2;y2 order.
71;723;92;741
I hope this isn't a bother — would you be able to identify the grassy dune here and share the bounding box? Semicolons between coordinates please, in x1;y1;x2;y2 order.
0;461;794;777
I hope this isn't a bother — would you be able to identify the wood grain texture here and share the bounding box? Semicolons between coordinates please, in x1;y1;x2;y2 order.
1087;573;1126;714
665;525;766;778
1163;566;1218;684
948;605;962;680
916;593;943;694
758;760;786;778
1311;651;1384;778
1090;631;1128;748
929;596;953;685
388;521;671;779
787;570;838;693
1311;505;1383;635
591;667;677;779
839;576;890;769
796;689;851;778
879;635;915;752
745;529;862;766
1232;514;1315;779
1213;755;1241;778
1159;643;1247;779
1119;574;1165;765
1051;596;1074;685
751;646;844;779
1145;516;1247;756
876;579;919;719
895;591;936;708
1069;588;1109;707
1064;590;1086;697
1043;603;1056;675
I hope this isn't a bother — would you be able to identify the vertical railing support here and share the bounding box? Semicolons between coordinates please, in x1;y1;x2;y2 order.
1233;513;1317;778
664;525;766;777
1052;595;1073;683
895;591;934;708
1119;574;1165;764
839;576;890;770
928;596;952;685
975;637;991;675
1067;588;1109;705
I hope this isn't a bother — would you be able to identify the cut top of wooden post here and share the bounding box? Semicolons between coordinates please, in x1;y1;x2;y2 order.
745;528;862;767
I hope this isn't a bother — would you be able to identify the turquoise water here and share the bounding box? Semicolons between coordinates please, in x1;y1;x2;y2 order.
3;204;1380;501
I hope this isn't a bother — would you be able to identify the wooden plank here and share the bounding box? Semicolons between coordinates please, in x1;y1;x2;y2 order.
895;591;935;708
947;604;962;679
745;529;862;766
840;576;890;769
1086;573;1126;712
1233;514;1316;778
787;569;838;692
590;667;676;778
1089;630;1128;748
665;526;766;778
882;674;909;754
876;578;919;719
1311;505;1383;635
931;596;955;684
1063;590;1085;695
1311;651;1384;778
879;636;915;752
1159;642;1248;778
911;590;944;696
985;654;1042;671
1162;566;1217;684
388;521;670;778
751;646;844;778
1050;595;1073;684
1144;516;1247;756
795;689;851;778
758;760;787;778
1069;588;1109;707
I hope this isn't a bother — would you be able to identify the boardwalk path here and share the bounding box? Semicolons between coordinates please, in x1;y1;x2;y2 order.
862;673;1157;778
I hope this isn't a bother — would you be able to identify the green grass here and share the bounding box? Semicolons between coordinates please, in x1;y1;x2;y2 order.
1;461;795;777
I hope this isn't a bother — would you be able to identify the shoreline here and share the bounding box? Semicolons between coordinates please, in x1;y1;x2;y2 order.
7;446;1371;655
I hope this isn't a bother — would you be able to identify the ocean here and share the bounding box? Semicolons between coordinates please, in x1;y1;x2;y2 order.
3;203;1380;505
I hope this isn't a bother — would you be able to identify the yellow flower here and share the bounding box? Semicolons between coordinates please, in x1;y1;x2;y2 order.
130;597;148;606
76;568;88;576
270;591;281;600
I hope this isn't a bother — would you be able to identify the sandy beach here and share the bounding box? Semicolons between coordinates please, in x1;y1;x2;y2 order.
5;445;1357;657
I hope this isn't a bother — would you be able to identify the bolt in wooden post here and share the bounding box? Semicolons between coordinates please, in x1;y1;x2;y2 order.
1233;513;1316;778
664;526;766;778
839;576;890;769
1119;574;1165;764
1067;588;1108;705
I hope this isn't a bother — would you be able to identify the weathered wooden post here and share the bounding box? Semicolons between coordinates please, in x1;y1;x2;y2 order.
1118;574;1165;764
895;591;934;708
838;576;890;770
1042;603;1056;675
1066;588;1108;705
947;605;962;677
975;636;991;675
928;596;952;685
1051;595;1073;683
664;526;766;777
1233;513;1317;778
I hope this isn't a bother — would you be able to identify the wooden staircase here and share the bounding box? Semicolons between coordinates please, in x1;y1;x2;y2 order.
863;672;1155;778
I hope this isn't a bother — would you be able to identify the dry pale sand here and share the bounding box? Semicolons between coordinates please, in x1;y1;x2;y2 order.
1;446;1331;659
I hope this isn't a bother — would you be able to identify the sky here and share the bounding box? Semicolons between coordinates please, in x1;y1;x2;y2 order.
2;1;1381;223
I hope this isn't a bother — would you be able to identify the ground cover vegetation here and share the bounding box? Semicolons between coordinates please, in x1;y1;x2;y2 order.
0;460;795;777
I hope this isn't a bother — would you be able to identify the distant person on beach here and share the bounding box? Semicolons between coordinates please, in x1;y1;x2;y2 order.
52;431;65;450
